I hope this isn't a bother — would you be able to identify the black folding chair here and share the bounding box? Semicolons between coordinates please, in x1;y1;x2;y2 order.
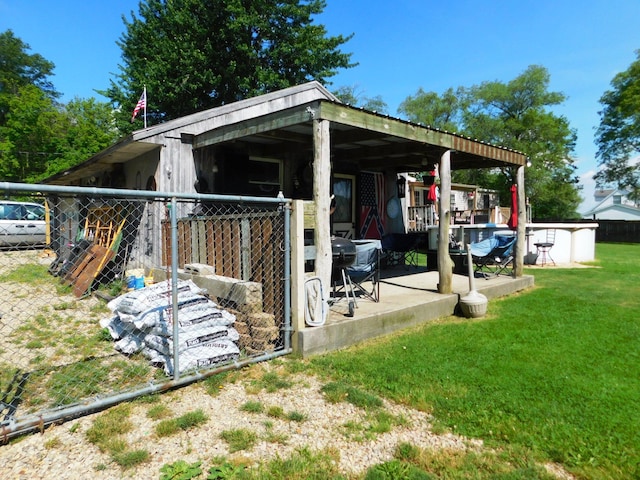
381;233;419;268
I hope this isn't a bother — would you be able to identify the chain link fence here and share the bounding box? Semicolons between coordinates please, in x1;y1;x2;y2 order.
0;183;291;440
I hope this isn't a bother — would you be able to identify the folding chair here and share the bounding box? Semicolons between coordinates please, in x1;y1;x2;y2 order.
345;239;382;303
381;233;419;268
534;229;556;266
470;234;516;278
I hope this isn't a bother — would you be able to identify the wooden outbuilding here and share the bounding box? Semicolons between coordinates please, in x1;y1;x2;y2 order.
46;81;528;297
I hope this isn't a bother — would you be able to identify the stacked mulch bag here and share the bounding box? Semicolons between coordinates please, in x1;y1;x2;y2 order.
100;279;240;376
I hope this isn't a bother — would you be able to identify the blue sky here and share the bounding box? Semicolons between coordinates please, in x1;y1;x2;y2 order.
2;0;640;212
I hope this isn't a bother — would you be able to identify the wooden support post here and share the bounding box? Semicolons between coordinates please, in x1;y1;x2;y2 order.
438;150;454;294
514;165;526;277
290;200;306;352
313;119;332;291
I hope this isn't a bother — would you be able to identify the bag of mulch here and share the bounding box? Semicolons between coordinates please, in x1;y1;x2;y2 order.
114;330;146;354
148;304;236;337
107;279;205;314
99;315;130;340
144;326;239;356
116;293;214;330
142;340;240;376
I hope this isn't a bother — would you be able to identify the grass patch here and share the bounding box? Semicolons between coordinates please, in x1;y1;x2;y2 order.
47;358;110;406
286;410;307;422
146;404;172;420
321;381;383;409
240;400;264;414
154;409;208;437
311;243;640;479
0;263;50;284
250;446;344;479
220;428;258;453
112;449;150;469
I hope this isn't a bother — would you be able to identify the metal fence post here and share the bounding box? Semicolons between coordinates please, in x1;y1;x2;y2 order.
170;197;180;380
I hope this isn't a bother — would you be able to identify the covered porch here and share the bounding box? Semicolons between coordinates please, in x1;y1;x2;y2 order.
296;264;534;357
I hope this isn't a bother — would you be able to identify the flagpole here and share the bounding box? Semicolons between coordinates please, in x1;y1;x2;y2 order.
143;85;147;129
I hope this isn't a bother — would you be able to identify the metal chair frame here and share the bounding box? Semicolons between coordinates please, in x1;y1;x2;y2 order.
534;229;556;266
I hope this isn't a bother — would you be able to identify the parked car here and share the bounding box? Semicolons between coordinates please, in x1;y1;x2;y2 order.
0;201;47;247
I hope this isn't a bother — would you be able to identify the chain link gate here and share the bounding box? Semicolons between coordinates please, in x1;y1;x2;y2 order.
0;183;291;440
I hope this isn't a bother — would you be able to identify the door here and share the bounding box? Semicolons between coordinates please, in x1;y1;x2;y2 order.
332;174;356;238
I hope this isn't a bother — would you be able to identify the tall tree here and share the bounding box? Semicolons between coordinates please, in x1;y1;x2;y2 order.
333;85;388;113
0;29;59;125
105;0;355;131
595;50;640;200
398;66;581;219
398;87;465;133
463;65;580;219
0;30;118;182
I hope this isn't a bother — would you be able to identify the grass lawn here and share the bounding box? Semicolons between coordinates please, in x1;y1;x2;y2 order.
310;243;640;479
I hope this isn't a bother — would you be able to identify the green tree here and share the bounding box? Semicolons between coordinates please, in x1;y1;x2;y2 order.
463;65;580;219
398;87;465;133
0;30;58;125
595;50;640;200
0;30;118;182
0;84;59;182
43;97;119;180
398;66;581;219
105;0;355;131
333;85;388;113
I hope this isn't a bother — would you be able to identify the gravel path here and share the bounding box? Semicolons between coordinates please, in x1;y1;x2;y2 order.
0;363;482;479
0;251;574;479
0;362;576;480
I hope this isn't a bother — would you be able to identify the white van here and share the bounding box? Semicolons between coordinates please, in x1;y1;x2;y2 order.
0;201;47;247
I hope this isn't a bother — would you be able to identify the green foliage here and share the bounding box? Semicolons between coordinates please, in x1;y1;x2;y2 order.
104;0;355;131
398;87;466;133
159;460;202;480
364;459;433;480
0;29;118;182
333;85;388;113
595;49;640;200
321;381;383;409
155;409;209;437
219;428;258;453
0;263;49;283
257;447;345;479
207;461;247;479
0;30;58;124
310;243;640;479
240;400;264;414
112;449;150;468
47;358;110;406
398;65;581;219
252;370;293;392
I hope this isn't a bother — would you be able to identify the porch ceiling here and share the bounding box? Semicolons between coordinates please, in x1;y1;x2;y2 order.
193;100;527;172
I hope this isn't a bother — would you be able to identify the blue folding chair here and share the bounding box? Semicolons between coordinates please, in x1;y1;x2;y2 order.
470;234;516;278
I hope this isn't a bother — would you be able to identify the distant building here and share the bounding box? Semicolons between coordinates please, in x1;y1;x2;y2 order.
582;189;640;220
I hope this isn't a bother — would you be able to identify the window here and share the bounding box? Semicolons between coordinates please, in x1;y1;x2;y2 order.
247;157;282;195
613;195;622;205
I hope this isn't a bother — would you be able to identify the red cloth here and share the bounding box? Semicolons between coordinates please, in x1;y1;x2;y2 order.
507;184;518;230
427;183;437;203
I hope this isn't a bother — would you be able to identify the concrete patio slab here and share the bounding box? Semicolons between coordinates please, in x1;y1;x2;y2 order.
296;266;534;357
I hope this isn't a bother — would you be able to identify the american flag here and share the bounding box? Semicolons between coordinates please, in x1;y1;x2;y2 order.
359;171;385;239
130;89;146;122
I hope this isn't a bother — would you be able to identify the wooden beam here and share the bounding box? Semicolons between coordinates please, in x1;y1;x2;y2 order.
193;104;316;149
319;102;527;167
